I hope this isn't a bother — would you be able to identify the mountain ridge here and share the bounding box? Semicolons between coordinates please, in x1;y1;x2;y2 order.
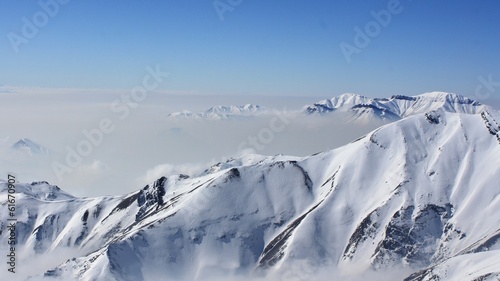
165;92;489;124
1;110;500;280
304;92;486;122
167;104;265;120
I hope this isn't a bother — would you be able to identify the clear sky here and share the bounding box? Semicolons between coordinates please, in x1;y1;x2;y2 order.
1;0;499;98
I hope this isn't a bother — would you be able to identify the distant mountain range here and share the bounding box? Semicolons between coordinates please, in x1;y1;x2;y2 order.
167;104;265;120
1;108;500;280
166;92;488;123
10;138;50;156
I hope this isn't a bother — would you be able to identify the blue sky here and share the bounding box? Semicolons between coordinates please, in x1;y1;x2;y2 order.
1;0;499;98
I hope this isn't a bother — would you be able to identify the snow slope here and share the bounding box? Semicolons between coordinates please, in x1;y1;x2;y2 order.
1;110;500;280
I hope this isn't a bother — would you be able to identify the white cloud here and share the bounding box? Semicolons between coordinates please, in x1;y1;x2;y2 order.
0;87;383;196
137;162;213;186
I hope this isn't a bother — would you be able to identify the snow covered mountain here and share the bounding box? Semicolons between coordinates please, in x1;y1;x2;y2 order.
167;104;265;120
10;138;50;156
166;92;486;125
1;109;499;280
304;92;487;122
304;93;373;114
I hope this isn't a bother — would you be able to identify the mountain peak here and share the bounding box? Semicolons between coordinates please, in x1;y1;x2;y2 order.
10;138;50;155
417;91;459;98
0;181;74;201
168;104;265;120
338;92;368;99
305;92;485;120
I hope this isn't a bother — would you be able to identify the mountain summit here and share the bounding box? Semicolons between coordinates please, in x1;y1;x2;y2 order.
10;138;50;156
167;104;265;120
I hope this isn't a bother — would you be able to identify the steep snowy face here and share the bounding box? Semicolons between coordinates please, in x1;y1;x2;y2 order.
271;110;500;280
304;92;487;122
1;111;500;280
